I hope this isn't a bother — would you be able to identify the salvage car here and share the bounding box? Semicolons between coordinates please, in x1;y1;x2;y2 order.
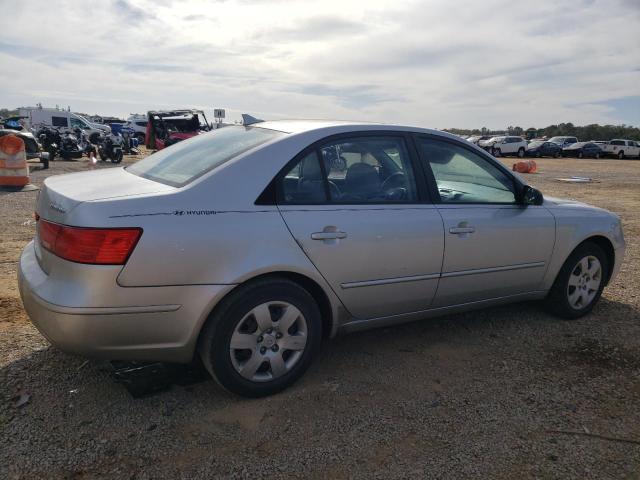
562;141;603;159
478;135;527;157
525;140;562;158
145;109;210;150
18;121;625;397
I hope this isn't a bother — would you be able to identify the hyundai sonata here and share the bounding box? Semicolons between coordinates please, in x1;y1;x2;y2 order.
18;121;625;397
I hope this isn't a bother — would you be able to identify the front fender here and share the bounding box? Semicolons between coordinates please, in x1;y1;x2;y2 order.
541;206;625;290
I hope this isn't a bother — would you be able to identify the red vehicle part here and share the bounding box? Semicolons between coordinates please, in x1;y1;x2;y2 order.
145;110;210;150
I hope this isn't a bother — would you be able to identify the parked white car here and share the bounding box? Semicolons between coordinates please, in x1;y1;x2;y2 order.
478;136;527;157
601;139;640;159
123;114;148;143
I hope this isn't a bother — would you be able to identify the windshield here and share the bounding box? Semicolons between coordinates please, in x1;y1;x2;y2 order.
127;126;284;187
528;141;544;148
549;137;569;142
569;142;586;148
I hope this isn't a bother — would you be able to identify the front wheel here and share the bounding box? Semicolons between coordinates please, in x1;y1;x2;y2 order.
595;153;600;159
554;152;561;158
199;278;322;397
578;152;584;159
544;242;609;319
517;147;525;158
617;151;624;159
492;147;501;157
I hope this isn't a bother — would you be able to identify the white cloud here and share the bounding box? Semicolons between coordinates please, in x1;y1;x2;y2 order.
0;0;638;128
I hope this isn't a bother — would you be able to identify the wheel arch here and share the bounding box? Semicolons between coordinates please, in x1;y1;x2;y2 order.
581;235;615;285
195;271;338;359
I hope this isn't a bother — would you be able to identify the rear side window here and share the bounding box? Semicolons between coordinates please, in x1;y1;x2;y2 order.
278;136;418;205
135;121;148;127
52;116;68;127
127;126;284;187
611;140;624;145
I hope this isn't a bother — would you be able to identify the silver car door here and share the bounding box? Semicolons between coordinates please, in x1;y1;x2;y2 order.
278;134;444;319
415;135;555;307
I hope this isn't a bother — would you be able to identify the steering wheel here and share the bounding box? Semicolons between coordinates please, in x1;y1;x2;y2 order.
381;172;405;192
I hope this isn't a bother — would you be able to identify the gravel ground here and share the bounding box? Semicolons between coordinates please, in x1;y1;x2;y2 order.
1;153;639;479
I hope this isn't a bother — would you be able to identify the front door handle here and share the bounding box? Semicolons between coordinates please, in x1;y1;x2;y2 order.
449;227;475;234
311;231;348;240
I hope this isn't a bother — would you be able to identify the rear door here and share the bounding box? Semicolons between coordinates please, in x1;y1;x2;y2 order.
415;135;555;307
278;133;444;319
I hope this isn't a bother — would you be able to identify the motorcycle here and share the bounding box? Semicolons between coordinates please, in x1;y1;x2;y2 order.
58;129;82;160
120;127;140;155
98;133;124;163
36;125;61;161
74;128;97;158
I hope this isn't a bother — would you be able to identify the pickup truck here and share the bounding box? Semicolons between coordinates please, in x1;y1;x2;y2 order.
602;139;640;159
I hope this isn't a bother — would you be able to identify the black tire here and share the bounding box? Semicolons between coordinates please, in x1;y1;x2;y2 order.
535;151;541;158
198;277;323;397
111;150;123;164
492;147;501;157
89;132;101;144
134;132;145;144
517;147;525;158
595;153;600;159
578;152;583;159
554;152;561;158
544;242;609;320
617;150;624;159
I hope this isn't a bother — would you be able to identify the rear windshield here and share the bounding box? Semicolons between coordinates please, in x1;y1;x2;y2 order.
127;126;284;187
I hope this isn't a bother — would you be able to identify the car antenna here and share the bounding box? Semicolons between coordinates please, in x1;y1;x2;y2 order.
241;114;264;126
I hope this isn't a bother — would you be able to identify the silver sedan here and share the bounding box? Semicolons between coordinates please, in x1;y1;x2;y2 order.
18;121;625;397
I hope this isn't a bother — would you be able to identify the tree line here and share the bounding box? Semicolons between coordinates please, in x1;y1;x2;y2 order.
445;123;640;141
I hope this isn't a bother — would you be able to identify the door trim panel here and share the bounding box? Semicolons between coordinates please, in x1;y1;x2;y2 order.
440;261;546;279
341;272;441;289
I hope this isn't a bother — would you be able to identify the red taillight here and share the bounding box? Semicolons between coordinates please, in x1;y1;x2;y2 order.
37;219;142;265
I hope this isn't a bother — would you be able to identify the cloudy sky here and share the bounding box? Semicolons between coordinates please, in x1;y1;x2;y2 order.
0;0;638;129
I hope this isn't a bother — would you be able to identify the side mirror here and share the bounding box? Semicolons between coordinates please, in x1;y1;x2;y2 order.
521;185;544;206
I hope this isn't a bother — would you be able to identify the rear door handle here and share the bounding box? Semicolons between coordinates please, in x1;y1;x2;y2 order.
311;231;348;240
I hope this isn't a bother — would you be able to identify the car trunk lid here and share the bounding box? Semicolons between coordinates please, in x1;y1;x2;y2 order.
34;168;173;272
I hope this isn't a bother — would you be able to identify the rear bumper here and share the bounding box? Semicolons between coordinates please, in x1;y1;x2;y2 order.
18;241;234;363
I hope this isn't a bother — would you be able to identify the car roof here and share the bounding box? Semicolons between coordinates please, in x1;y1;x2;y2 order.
253;119;443;136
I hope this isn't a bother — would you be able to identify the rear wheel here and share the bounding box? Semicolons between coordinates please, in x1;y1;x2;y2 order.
199;278;322;397
492;147;501;157
595;152;600;159
544;242;609;319
517;147;525;158
578;152;584;159
554;151;561;158
618;150;624;159
134;132;145;144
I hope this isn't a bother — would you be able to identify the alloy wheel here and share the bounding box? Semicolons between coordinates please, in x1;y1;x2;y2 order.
567;255;602;310
229;301;308;382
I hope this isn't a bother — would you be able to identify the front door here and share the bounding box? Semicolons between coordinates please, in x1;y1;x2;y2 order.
278;134;444;319
415;135;556;307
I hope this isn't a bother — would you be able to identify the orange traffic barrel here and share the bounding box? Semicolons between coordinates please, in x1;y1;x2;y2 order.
0;134;30;188
512;160;537;174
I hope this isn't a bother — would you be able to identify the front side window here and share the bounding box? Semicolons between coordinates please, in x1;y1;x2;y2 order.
127;126;284;187
418;137;516;204
70;117;87;129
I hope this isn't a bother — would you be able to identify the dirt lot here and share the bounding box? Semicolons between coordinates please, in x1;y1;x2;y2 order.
1;152;639;479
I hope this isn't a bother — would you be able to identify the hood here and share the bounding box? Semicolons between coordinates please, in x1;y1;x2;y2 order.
38;167;174;223
542;196;611;215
